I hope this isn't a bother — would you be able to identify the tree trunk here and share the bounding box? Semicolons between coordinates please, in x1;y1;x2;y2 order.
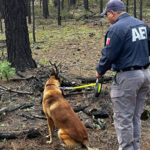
57;0;61;25
100;0;103;13
0;19;3;33
126;0;129;12
40;0;42;8
84;0;89;11
4;0;36;71
0;0;4;19
70;0;76;6
134;0;136;18
139;0;142;20
52;0;58;7
43;0;49;19
32;0;36;43
61;0;64;10
26;0;31;24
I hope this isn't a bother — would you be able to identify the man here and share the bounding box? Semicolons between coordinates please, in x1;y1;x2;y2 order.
96;0;150;150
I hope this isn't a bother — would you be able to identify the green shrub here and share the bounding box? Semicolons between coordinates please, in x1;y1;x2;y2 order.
0;61;16;81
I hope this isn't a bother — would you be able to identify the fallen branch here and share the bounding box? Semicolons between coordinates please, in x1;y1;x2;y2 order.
11;76;35;81
20;113;46;120
0;103;34;115
73;105;88;112
0;128;41;140
0;85;33;95
0;132;17;140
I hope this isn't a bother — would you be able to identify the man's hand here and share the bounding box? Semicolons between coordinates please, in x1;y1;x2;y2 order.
96;71;101;79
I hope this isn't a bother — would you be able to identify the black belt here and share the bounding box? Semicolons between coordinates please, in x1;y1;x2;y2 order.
117;65;149;73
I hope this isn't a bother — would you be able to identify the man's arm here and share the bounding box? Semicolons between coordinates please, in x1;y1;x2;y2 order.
96;30;123;76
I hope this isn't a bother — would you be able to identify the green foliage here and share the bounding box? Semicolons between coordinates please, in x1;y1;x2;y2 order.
40;58;48;65
0;61;16;81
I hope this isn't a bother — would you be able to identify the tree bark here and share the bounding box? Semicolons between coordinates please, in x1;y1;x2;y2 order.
3;0;37;71
84;0;89;11
0;19;3;33
52;0;58;7
0;0;4;19
27;0;31;24
61;0;64;10
100;0;103;13
57;0;61;25
134;0;136;18
32;0;36;43
139;0;142;20
126;0;129;12
70;0;76;6
43;0;49;19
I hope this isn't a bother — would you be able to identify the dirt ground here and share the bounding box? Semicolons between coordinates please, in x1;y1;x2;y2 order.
0;19;150;150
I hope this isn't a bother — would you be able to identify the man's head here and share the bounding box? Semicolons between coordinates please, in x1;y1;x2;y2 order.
101;0;126;24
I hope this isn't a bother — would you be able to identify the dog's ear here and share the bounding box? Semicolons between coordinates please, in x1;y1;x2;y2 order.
49;61;62;81
50;68;57;76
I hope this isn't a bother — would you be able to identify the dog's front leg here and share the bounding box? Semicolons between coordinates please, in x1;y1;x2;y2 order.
46;117;54;144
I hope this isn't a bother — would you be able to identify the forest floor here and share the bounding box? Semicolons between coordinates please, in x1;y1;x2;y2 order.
0;17;150;150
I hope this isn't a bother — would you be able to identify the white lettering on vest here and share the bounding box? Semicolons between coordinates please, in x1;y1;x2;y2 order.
132;26;147;42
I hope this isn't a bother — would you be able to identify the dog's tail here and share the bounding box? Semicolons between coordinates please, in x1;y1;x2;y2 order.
83;140;98;150
86;147;99;150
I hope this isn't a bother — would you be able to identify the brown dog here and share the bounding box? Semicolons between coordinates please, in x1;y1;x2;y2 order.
42;73;96;150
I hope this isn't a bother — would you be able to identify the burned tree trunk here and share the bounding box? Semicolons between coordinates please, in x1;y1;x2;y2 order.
27;0;31;24
61;0;64;10
32;0;36;43
134;0;136;18
126;0;129;12
0;0;4;19
84;0;89;11
70;0;76;6
139;0;142;20
0;0;4;33
0;19;3;33
43;0;49;19
100;0;103;13
52;0;58;7
3;0;36;71
57;0;61;25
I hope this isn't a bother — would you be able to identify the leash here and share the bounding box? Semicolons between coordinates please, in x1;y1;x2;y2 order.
60;78;103;97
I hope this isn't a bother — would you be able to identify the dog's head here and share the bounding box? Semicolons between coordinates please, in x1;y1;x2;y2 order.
46;75;60;88
46;63;63;88
45;61;63;88
50;68;62;83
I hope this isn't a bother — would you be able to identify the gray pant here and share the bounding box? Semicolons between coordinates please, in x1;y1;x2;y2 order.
110;69;150;150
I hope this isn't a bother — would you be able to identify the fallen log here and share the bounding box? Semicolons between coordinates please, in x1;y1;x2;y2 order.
20;113;46;120
0;103;34;115
11;76;35;81
0;128;41;140
73;105;88;112
0;132;17;140
0;85;33;95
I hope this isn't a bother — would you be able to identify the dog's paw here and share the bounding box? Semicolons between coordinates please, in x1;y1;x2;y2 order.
46;140;52;144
